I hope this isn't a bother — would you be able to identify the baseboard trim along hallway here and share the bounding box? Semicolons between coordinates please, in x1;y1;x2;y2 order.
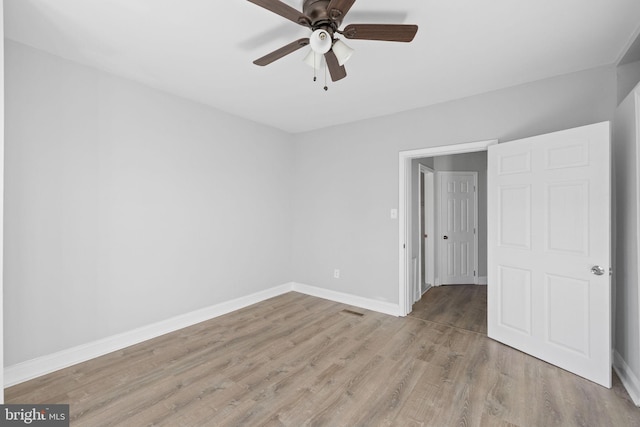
4;282;401;387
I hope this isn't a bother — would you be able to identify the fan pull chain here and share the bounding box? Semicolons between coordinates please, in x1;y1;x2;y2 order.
309;54;328;91
313;53;317;82
324;63;328;91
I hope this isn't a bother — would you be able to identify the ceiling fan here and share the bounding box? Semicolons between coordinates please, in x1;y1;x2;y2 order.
247;0;418;84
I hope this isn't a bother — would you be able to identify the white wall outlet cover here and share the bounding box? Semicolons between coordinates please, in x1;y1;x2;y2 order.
390;209;398;219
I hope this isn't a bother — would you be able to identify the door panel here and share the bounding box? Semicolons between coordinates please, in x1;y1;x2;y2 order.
546;181;589;254
488;122;611;387
497;265;532;335
498;185;531;249
545;274;590;355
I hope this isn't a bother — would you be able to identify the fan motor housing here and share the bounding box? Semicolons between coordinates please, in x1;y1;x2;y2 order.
303;0;342;30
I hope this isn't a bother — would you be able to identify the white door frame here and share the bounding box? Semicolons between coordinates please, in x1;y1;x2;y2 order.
435;171;479;286
635;90;640;375
418;164;435;300
399;139;498;316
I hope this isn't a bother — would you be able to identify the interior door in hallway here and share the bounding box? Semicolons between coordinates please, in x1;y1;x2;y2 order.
438;172;478;285
487;122;611;388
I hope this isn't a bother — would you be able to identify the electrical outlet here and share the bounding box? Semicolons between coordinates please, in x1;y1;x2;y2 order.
334;269;340;279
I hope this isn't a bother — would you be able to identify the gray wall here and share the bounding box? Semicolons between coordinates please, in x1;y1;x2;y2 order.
617;31;640;105
4;41;294;366
0;3;5;395
613;31;640;399
617;60;640;105
292;66;616;304
613;84;640;395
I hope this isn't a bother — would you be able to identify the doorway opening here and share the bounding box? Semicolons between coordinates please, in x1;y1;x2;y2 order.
398;140;498;316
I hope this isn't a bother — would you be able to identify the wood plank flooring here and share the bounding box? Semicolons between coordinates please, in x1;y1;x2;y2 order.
6;291;640;426
410;285;487;334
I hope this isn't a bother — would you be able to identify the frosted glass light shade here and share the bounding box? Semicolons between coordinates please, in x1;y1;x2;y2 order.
332;39;354;66
309;29;331;54
303;50;324;69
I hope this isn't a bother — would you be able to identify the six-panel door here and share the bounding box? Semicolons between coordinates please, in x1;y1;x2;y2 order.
487;122;611;388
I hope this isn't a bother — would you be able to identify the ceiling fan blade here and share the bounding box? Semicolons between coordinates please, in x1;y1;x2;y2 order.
343;24;418;42
324;50;347;82
247;0;310;27
326;0;357;21
253;38;310;66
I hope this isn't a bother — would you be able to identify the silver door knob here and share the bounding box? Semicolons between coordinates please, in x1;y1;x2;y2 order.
591;265;605;276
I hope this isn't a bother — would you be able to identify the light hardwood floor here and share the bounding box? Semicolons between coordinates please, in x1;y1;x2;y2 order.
6;291;640;426
409;285;487;335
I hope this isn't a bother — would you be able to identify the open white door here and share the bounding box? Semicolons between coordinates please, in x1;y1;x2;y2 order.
419;165;435;296
488;122;611;388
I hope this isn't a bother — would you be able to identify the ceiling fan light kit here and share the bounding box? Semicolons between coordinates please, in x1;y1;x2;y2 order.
331;39;354;66
310;29;332;54
303;50;324;70
248;0;418;89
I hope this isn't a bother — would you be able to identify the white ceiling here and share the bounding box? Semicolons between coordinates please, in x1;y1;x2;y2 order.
5;0;640;133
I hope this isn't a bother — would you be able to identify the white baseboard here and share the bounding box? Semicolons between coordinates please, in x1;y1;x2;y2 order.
5;282;403;387
292;282;402;317
4;283;294;387
613;350;640;406
477;276;488;285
